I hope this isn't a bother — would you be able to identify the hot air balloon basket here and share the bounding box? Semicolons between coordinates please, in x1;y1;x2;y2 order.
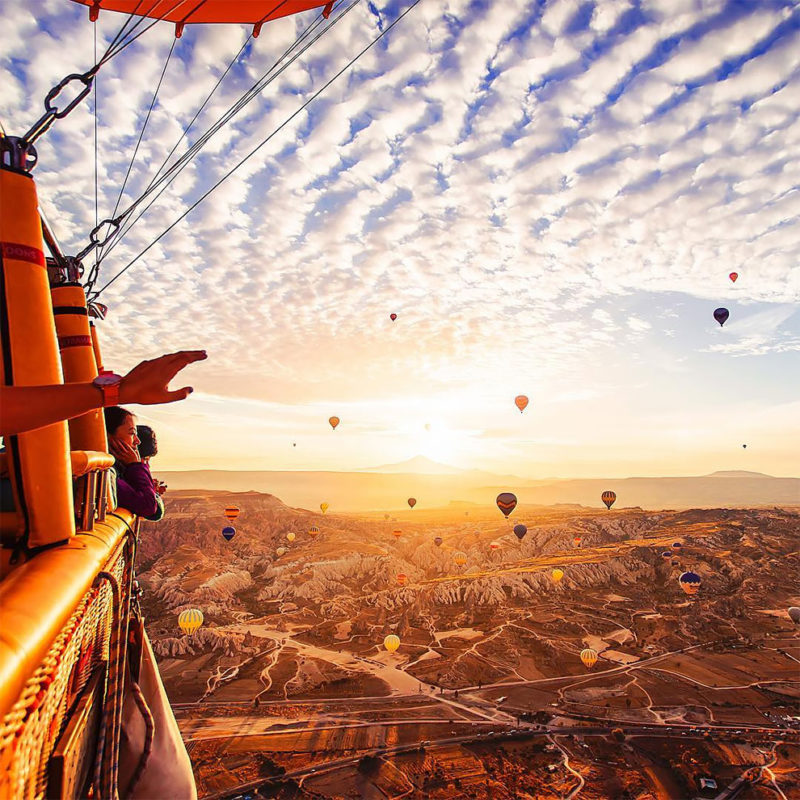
0;543;132;800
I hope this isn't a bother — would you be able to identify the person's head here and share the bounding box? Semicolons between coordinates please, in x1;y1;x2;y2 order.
104;406;139;448
136;424;158;459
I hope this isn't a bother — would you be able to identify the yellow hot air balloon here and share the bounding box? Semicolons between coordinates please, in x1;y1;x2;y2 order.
552;568;564;583
454;551;467;567
309;525;319;537
514;395;529;413
287;532;296;542
178;608;204;635
320;502;329;514
276;547;286;556
224;505;240;522
384;634;400;653
580;648;598;669
329;416;340;430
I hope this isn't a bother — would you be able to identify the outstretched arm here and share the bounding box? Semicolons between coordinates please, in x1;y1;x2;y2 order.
0;350;207;436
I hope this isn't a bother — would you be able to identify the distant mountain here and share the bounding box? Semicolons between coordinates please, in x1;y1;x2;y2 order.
705;470;773;478
365;456;464;474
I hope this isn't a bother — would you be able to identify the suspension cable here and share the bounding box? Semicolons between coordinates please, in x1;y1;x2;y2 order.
90;0;424;300
92;6;339;267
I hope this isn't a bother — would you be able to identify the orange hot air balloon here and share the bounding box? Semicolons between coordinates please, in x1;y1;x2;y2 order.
407;497;417;508
453;551;467;567
308;525;319;537
601;491;616;510
393;529;402;539
580;649;598;669
328;416;340;430
396;573;407;586
729;272;738;283
384;634;400;653
551;568;564;583
514;395;529;413
573;537;581;548
224;505;240;521
489;541;500;551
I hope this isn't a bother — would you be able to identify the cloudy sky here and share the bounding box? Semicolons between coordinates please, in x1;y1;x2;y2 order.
3;0;799;478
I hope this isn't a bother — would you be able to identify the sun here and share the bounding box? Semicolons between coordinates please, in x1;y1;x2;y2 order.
412;422;460;465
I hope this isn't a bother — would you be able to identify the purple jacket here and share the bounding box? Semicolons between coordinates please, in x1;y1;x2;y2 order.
115;461;159;518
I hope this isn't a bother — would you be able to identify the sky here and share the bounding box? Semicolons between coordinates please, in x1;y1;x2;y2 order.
2;0;799;478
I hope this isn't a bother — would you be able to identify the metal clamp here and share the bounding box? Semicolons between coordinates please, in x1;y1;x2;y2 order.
77;218;121;262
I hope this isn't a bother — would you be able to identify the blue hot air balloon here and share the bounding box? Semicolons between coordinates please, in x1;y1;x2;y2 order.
713;308;729;327
222;526;236;542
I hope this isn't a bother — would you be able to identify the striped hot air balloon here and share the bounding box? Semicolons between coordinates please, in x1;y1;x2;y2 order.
397;573;407;586
580;648;598;669
454;551;467;567
496;492;517;518
308;525;319;537
224;505;240;521
393;529;402;539
601;491;616;510
384;634;400;653
178;608;204;635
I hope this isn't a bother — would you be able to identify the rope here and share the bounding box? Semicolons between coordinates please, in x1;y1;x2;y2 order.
123;680;155;798
92;0;423;298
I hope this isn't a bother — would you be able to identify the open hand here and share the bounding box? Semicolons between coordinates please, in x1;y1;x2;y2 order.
119;350;207;405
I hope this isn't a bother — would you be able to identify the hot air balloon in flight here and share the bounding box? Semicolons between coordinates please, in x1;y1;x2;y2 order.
384;514;390;520
329;416;340;430
713;308;729;327
408;498;417;508
513;524;527;541
434;536;443;547
384;634;400;653
286;532;296;543
672;542;682;550
552;568;564;584
580;648;598;669
178;609;203;635
661;551;673;559
601;491;616;510
496;492;517;518
489;541;500;551
320;502;329;514
397;573;407;586
390;313;397;321
276;547;286;557
742;444;747;449
573;537;581;548
454;551;467;567
729;272;738;283
514;395;529;413
224;505;240;522
788;607;800;625
222;526;236;542
309;525;319;537
679;571;702;596
391;529;403;539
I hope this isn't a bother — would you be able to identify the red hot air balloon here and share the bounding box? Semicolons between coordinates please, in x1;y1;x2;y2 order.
408;498;417;508
729;272;738;283
496;492;517;518
390;313;397;321
713;308;729;327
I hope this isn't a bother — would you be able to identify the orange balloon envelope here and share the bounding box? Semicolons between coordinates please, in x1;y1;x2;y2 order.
729;272;738;283
384;634;400;653
514;395;529;413
329;416;340;430
224;505;240;521
73;0;334;32
408;497;416;508
454;551;467;567
308;525;319;537
393;529;402;538
580;648;598;669
396;573;407;586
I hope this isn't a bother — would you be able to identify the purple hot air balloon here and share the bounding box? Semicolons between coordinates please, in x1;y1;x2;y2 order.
222;526;236;542
713;307;729;327
513;524;527;541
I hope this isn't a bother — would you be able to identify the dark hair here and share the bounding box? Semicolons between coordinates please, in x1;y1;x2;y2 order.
104;406;134;436
137;425;158;459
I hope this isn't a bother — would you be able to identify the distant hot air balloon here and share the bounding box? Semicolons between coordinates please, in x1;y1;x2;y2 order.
393;529;402;538
661;551;673;559
742;444;747;449
434;536;443;547
397;573;407;586
490;541;500;551
671;558;680;566
408;498;417;508
729;272;738;283
552;568;564;584
713;307;729;327
514;395;529;413
573;537;581;548
222;526;236;542
224;505;240;522
286;532;296;542
384;514;390;520
601;491;616;510
672;542;682;550
309;525;319;537
580;648;598;669
454;551;467;567
320;502;329;514
178;608;203;635
679;571;702;596
496;492;517;518
390;313;397;321
788;607;800;625
513;524;527;541
329;416;340;430
384;634;400;653
276;547;286;556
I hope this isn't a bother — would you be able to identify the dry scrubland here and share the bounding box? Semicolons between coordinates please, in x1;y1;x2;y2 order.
140;493;800;799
